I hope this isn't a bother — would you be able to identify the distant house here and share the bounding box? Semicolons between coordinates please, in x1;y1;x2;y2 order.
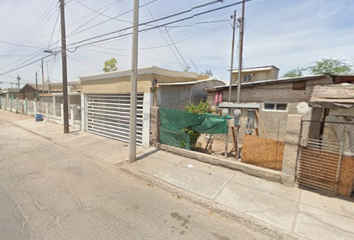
206;74;354;141
231;65;279;84
1;88;21;99
78;66;222;147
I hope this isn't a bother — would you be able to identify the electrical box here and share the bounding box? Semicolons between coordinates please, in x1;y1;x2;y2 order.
233;109;241;126
246;110;256;134
221;108;229;116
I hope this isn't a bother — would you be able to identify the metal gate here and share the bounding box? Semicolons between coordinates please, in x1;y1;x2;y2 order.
297;138;343;193
86;94;144;145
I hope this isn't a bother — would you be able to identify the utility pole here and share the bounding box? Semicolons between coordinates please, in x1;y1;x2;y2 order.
35;72;39;99
129;0;139;162
228;10;237;103
236;0;245;103
59;0;69;134
41;59;45;94
17;74;21;89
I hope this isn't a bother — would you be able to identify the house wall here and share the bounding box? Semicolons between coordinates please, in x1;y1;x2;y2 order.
156;80;224;111
322;107;354;155
207;76;332;143
232;67;279;84
80;74;154;94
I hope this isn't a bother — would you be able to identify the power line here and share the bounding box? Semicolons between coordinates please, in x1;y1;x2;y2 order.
80;22;229;51
68;0;124;37
47;10;61;48
68;0;157;38
0;2;59;60
142;0;184;70
67;0;251;49
0;2;59;67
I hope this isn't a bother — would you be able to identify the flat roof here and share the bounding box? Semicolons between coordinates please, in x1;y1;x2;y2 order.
309;84;354;104
230;65;279;73
157;78;225;86
79;66;199;82
206;74;328;91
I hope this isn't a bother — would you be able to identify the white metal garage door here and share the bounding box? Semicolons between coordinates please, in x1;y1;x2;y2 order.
86;94;144;145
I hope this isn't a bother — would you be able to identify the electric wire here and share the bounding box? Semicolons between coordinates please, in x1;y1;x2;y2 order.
142;0;184;69
68;0;157;38
68;0;124;37
67;0;251;48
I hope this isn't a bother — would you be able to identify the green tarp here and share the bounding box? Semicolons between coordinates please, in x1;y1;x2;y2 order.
159;108;231;150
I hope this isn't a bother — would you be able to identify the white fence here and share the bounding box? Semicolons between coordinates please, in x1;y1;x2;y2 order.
0;97;81;129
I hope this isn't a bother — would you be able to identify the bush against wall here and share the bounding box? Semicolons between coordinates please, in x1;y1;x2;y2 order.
184;99;210;149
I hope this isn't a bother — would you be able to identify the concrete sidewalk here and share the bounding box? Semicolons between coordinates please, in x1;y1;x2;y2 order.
2;110;354;240
1;112;151;165
122;153;354;240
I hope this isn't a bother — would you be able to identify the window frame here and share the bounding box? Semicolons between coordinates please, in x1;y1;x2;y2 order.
263;103;289;112
243;73;253;82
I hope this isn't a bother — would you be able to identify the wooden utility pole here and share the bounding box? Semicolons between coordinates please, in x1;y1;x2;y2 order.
59;0;69;134
236;0;245;103
228;10;237;103
129;0;139;162
41;59;45;94
35;72;38;99
17;75;21;89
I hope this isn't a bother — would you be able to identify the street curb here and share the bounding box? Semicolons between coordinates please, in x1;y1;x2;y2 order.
119;166;307;240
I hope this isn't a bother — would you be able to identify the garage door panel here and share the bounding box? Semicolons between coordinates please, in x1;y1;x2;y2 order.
86;94;144;145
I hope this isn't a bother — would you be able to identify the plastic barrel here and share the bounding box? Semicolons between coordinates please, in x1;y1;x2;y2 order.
35;114;43;122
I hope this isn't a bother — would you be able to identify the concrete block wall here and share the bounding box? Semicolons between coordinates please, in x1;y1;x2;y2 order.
281;114;302;186
150;106;160;147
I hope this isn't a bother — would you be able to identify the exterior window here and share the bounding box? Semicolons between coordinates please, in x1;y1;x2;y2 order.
264;103;288;111
243;74;252;82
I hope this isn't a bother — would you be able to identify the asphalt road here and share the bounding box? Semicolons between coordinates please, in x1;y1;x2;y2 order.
0;115;272;240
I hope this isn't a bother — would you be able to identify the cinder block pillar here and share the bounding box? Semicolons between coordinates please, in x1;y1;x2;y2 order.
150;106;160;147
61;104;64;126
45;103;49;122
33;100;37;115
16;98;19;113
24;99;28;114
281;114;302;187
80;93;85;132
71;107;75;129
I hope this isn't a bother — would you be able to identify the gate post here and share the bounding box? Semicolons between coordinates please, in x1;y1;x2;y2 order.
61;104;64;125
16;98;19;113
46;103;49;122
281;114;302;187
71;106;75;129
24;98;28;114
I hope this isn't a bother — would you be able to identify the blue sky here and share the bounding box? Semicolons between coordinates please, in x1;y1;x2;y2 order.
0;0;353;88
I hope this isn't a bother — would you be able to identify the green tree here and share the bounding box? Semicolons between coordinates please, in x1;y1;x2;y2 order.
282;68;303;78
201;69;213;77
184;99;210;149
103;58;118;72
307;58;352;75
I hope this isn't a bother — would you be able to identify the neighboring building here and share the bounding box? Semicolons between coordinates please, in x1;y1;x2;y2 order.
39;81;82;106
1;88;21;99
156;78;225;111
231;65;279;84
309;84;354;150
79;66;214;147
206;74;354;141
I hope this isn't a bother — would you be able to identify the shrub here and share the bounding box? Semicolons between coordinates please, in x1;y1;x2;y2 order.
184;99;210;149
